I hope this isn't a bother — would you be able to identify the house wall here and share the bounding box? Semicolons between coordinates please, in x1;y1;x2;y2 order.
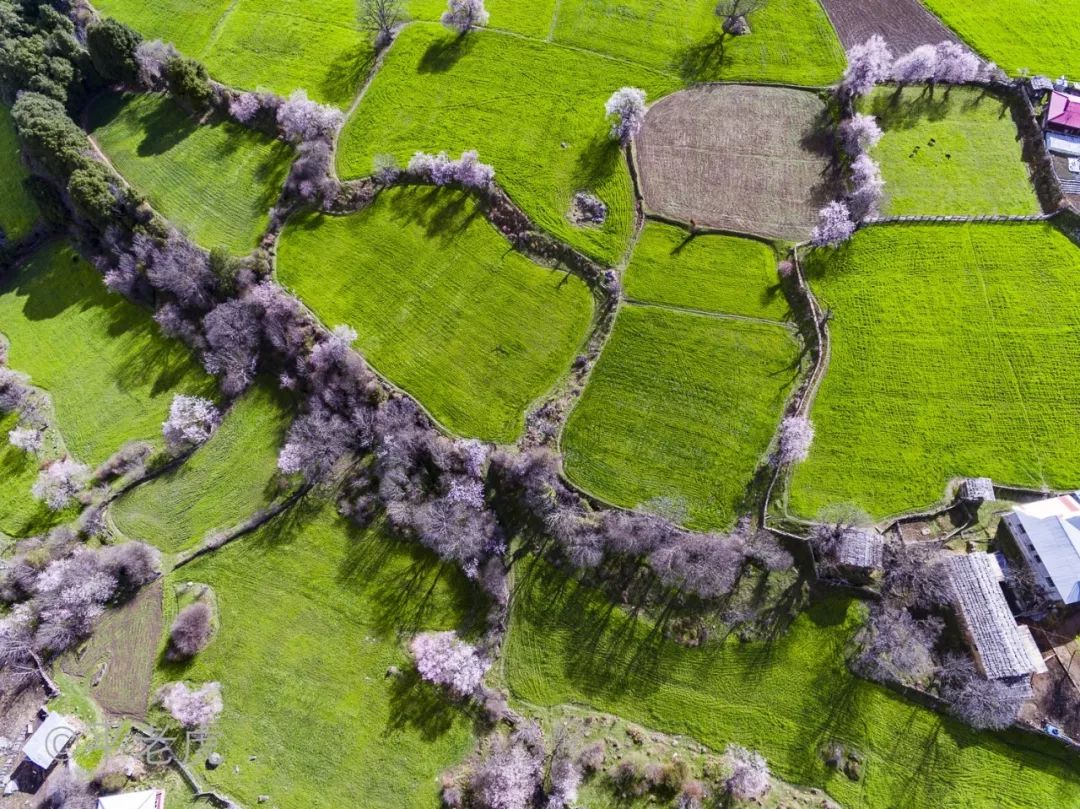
1002;513;1061;602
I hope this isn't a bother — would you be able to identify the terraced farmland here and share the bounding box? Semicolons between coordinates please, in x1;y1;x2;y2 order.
155;499;484;809
111;385;293;554
506;558;1080;809
87;92;292;253
790;223;1080;519
336;25;679;265
277;187;594;443
862;87;1039;217
0;241;215;466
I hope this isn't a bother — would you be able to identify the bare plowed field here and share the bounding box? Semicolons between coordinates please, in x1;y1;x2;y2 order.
635;85;833;241
819;0;959;51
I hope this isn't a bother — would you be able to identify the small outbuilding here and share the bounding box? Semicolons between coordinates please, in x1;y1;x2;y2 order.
22;712;77;771
948;552;1048;681
97;789;166;809
958;477;995;504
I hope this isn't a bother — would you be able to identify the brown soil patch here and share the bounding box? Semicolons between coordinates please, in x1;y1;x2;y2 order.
61;579;164;719
635;85;834;241
819;0;959;52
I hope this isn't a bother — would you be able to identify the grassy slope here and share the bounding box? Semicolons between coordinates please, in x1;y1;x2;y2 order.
111;385;293;554
0;412;74;538
0;242;215;466
277;187;594;443
156;499;484;809
563;306;796;529
922;0;1080;77
87;93;291;254
336;25;679;265
862;87;1038;217
506;559;1080;809
624;223;787;320
551;0;844;84
790;223;1080;519
0;104;37;241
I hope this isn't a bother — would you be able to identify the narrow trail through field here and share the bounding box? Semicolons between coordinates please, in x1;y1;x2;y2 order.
199;0;243;60
545;0;563;42
622;298;797;331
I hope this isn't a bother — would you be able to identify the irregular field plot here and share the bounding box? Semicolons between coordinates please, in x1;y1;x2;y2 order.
922;0;1080;77
790;223;1080;519
817;0;958;51
111;385;293;554
87;93;291;254
60;579;163;718
0;242;215;466
0;104;37;241
636;85;832;241
155;499;483;809
624;222;787;320
506;559;1080;809
278;187;593;443
337;25;679;265
549;0;844;84
562;306;796;530
863;87;1038;217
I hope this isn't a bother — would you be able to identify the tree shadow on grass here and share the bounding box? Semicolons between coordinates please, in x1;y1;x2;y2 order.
320;47;376;106
674;30;734;84
867;88;950;131
572;132;622;195
133;97;200;157
387;185;484;244
418;34;476;74
386;667;475;742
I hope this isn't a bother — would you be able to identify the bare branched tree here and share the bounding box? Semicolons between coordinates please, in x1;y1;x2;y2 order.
715;0;767;33
360;0;405;49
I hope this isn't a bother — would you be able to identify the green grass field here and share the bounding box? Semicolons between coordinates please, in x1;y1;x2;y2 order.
922;0;1080;77
111;385;293;554
87;93;291;254
337;25;680;265
790;223;1080;519
861;87;1039;217
624;223;787;320
0;242;215;466
0;104;37;242
505;558;1080;809
155;498;484;809
277;187;594;443
562;305;797;529
0;412;75;538
550;0;844;84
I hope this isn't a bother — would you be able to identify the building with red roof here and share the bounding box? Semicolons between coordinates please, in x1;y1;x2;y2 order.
1046;90;1080;133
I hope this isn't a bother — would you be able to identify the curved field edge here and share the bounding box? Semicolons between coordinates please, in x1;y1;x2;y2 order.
86;92;292;255
0;241;216;466
110;384;294;554
151;498;486;809
562;306;798;531
789;222;1080;520
504;558;1080;809
335;24;680;266
276;187;595;444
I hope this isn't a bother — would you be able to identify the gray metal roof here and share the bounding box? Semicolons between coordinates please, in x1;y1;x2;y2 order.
1009;494;1080;605
22;712;76;769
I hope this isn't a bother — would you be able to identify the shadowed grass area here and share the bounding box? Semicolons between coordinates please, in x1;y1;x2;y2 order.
278;186;594;443
337;25;679;265
563;305;797;529
87;92;292;254
862;86;1039;217
0;411;76;538
155;497;485;809
790;223;1080;519
0;241;216;466
111;385;294;554
506;557;1080;809
624;222;788;320
0;104;37;242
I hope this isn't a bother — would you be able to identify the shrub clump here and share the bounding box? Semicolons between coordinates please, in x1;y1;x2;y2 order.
167;602;214;660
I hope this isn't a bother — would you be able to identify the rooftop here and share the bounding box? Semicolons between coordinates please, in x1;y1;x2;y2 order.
948;553;1047;680
1047;91;1080;131
22;712;76;770
1008;494;1080;604
97;790;166;809
834;529;884;570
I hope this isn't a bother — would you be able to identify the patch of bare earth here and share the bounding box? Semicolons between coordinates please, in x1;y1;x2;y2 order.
60;579;164;719
635;85;834;241
818;0;959;51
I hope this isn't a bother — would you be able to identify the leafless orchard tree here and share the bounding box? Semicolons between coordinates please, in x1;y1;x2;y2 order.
715;0;767;34
360;0;405;49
